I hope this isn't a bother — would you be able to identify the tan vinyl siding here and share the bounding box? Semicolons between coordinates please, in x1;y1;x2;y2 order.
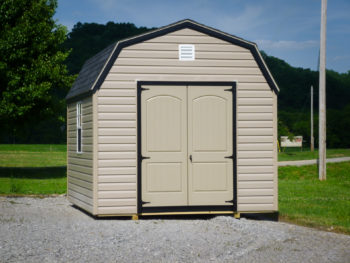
96;28;277;214
67;97;94;214
105;74;266;82
237;89;277;212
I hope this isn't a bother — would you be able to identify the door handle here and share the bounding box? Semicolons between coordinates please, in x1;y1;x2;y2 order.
189;155;192;162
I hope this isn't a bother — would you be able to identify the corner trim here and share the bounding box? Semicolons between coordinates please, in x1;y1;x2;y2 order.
92;92;99;215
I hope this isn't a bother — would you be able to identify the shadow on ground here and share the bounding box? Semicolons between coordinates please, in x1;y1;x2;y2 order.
72;204;279;222
0;167;66;179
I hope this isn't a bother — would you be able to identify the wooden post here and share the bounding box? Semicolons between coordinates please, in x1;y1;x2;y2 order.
319;0;327;180
311;86;314;152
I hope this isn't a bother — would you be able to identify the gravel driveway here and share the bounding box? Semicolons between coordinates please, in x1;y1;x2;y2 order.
0;197;349;263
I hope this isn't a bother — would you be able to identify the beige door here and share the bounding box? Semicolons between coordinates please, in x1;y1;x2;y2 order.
188;86;233;205
141;85;233;207
141;86;188;206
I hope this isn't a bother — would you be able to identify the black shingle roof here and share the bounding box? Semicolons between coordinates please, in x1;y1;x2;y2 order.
66;19;279;101
66;43;116;100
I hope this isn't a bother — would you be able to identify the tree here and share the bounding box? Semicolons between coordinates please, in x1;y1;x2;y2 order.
0;0;74;142
62;22;154;74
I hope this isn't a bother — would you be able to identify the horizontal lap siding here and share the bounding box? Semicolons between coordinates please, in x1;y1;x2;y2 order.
237;84;277;212
97;79;137;214
97;28;277;215
67;97;94;214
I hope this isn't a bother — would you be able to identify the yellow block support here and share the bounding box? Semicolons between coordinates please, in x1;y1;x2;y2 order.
234;213;240;219
131;214;139;220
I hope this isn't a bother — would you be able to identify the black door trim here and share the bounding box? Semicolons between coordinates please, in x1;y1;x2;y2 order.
137;81;237;214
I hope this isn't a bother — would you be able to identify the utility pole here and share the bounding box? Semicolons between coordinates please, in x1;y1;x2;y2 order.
311;86;314;152
319;0;327;180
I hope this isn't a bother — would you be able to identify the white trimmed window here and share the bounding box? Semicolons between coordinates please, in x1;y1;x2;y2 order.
76;102;82;153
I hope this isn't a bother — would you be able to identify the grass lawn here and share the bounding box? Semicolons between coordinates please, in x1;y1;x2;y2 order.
278;148;350;161
0;144;66;195
279;161;350;234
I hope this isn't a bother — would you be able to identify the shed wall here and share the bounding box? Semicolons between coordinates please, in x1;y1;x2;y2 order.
67;97;94;213
96;28;277;215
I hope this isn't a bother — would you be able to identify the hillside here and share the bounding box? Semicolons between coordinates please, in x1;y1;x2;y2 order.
62;22;154;74
2;21;349;146
63;22;350;111
261;52;350;111
261;53;350;147
61;21;350;147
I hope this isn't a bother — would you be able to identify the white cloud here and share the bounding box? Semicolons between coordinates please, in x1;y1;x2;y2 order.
214;5;267;34
332;55;350;61
58;20;75;31
89;0;121;11
255;39;318;50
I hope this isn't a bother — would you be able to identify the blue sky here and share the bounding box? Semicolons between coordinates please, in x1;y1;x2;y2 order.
54;0;350;73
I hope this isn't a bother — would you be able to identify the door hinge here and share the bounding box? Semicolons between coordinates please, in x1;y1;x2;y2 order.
140;155;150;161
225;155;234;159
225;199;234;204
224;88;233;92
141;200;150;205
140;87;149;92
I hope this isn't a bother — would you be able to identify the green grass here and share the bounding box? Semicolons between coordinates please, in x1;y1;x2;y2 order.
278;148;350;161
0;144;66;167
279;161;350;234
0;167;67;195
0;144;66;195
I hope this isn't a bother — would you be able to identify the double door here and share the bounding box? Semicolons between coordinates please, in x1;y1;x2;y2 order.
141;85;233;207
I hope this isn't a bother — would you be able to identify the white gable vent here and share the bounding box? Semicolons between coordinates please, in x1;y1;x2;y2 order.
179;44;195;61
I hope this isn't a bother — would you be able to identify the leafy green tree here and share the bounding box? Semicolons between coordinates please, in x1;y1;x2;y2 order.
278;119;294;141
0;0;74;141
262;51;350;149
63;22;154;74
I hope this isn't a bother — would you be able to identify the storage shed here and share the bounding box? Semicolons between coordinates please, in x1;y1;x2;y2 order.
66;19;279;218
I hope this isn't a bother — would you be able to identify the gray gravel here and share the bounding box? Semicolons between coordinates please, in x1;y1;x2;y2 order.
0;196;349;263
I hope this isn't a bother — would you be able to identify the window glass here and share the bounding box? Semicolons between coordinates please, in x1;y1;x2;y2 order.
77;102;82;153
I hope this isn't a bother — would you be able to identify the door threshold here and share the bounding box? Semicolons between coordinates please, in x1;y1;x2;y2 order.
141;211;234;216
141;205;234;213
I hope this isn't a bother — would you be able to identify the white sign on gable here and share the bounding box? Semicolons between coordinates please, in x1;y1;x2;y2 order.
280;136;303;147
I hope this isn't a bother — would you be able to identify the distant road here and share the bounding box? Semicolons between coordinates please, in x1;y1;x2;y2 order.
278;157;350;167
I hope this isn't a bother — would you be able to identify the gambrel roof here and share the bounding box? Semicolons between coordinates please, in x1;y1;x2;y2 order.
66;19;279;101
